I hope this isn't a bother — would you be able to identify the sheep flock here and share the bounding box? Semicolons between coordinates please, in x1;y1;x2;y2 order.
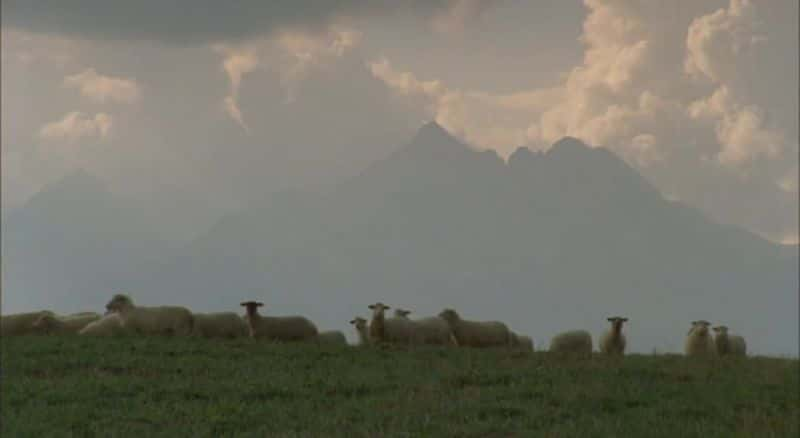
0;293;749;358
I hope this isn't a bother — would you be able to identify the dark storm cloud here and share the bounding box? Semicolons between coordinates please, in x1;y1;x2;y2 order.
1;0;456;44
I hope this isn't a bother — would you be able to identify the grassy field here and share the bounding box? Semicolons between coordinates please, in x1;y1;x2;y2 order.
1;337;797;437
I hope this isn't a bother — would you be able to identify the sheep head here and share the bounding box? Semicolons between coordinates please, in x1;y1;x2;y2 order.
712;325;729;335
438;308;460;323
607;316;628;333
106;294;134;313
394;309;412;318
349;317;367;330
240;301;264;316
367;302;390;319
689;320;711;336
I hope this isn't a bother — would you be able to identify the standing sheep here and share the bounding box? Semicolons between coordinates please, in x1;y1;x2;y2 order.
31;312;101;335
349;317;370;346
712;325;747;357
105;294;194;336
549;330;593;355
599;316;628;356
1;310;55;336
78;313;129;337
191;312;249;339
239;301;318;342
437;308;511;348
684;320;715;357
367;303;415;345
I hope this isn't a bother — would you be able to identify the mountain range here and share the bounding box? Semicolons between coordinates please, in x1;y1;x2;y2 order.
2;122;797;355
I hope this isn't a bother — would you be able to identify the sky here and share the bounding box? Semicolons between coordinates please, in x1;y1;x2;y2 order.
1;0;798;244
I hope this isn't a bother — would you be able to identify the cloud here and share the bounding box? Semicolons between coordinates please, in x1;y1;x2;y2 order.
369;0;797;241
214;26;361;131
431;0;499;35
63;68;141;104
39;111;112;142
2;1;477;44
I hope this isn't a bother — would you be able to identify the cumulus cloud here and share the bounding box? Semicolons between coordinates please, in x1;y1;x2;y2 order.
39;111;112;142
214;26;361;131
63;68;141;104
2;1;473;44
370;0;797;241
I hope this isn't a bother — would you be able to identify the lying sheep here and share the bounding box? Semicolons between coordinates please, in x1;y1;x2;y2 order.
600;316;628;356
713;325;746;357
549;330;593;355
684;320;715;357
510;332;534;351
1;310;55;336
315;330;347;345
239;301;318;342
349;317;370;346
437;308;511;348
367;303;415;345
105;294;194;336
191;312;249;339
31;312;101;335
78;313;128;337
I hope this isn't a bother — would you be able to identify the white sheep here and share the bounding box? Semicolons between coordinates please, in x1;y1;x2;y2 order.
239;301;318;342
315;330;347;345
105;293;194;336
599;316;628;356
388;308;457;345
549;330;593;355
510;332;534;351
78;313;129;336
712;325;747;357
437;308;512;348
349;317;370;346
1;310;55;336
191;312;249;339
684;320;715;357
367;302;415;345
31;312;101;335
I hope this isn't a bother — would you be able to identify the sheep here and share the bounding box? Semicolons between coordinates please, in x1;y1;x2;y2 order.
105;293;194;336
510;332;534;351
1;310;55;336
191;312;249;339
78;313;129;337
684;320;715;357
549;330;593;355
349;317;370;346
367;302;416;345
31;312;101;335
712;325;747;357
239;301;318;342
315;330;347;345
599;316;628;356
393;309;412;319
437;308;512;348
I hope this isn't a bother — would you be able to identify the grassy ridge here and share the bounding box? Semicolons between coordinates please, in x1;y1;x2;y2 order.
1;337;797;437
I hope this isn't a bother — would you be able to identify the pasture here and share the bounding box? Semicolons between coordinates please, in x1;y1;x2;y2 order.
1;336;797;437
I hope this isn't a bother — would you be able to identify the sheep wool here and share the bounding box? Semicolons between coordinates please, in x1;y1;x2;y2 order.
191;312;249;339
105;293;194;336
437;308;512;348
549;330;593;355
684;320;715;357
240;301;318;342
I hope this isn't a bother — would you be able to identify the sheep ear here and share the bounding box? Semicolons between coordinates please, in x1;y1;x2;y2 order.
607;317;614;322
385;305;391;310
622;318;628;322
368;305;375;310
256;302;264;307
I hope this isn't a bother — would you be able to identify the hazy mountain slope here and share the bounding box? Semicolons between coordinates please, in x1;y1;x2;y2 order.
1;170;178;314
134;123;797;355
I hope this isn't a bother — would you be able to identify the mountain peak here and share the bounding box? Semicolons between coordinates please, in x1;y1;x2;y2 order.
399;120;470;160
548;136;592;155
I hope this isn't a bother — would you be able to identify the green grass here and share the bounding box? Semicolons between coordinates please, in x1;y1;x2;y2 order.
1;337;797;437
